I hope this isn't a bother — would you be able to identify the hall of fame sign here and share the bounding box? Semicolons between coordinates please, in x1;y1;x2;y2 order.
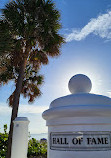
50;131;111;151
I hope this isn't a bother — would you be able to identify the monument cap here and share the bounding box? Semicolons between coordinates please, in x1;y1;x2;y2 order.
13;117;29;123
68;74;92;94
42;74;111;121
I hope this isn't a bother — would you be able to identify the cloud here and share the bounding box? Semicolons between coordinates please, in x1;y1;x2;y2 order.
19;104;48;114
0;103;48;114
66;11;111;42
0;103;48;134
107;91;111;98
0;103;11;114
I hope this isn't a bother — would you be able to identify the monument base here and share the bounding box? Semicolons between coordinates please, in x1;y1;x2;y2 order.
48;117;111;158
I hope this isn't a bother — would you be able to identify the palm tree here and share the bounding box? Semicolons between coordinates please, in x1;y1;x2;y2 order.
0;0;64;157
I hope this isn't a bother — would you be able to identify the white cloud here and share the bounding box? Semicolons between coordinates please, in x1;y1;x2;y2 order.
107;91;111;98
19;104;48;114
0;103;48;133
0;103;48;114
66;11;111;42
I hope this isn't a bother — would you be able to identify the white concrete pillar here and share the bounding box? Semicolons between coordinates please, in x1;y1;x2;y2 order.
42;74;111;158
11;117;30;158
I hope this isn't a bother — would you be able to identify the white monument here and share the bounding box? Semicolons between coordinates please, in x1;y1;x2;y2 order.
42;74;111;158
11;117;30;158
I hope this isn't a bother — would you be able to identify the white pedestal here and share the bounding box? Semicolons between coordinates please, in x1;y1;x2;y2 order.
42;74;111;158
11;117;30;158
47;117;111;158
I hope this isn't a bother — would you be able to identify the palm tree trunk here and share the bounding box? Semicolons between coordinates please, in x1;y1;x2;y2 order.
6;58;27;158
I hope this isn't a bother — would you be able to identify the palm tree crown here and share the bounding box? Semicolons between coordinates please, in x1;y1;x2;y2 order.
0;1;64;157
0;0;64;105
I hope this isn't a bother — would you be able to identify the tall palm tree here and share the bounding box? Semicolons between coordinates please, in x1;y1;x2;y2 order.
0;0;64;157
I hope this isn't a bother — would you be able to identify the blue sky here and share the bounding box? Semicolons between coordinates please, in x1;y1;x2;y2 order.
0;0;111;134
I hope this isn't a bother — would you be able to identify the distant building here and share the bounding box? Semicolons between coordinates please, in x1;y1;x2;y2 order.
40;138;47;143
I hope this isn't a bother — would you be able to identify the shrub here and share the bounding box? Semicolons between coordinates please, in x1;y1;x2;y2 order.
0;125;8;158
0;125;47;158
27;138;47;158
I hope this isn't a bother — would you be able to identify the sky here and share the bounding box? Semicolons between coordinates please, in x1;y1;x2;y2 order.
0;0;111;134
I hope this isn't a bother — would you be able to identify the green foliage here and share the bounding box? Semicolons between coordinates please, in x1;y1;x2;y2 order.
0;126;47;158
28;138;47;158
0;125;8;158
